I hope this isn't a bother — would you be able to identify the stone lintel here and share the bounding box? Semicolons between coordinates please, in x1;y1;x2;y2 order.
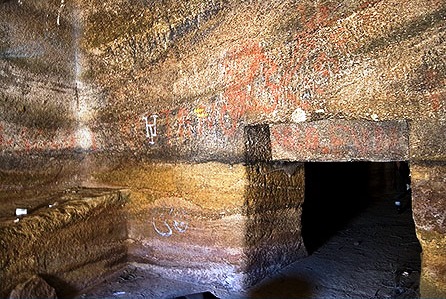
270;120;409;162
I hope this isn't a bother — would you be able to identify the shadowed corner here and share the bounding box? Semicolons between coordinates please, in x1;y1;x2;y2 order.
241;163;313;299
39;274;78;299
248;276;313;298
242;124;309;298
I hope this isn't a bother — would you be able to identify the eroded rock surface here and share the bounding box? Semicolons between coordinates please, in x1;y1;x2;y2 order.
9;275;57;299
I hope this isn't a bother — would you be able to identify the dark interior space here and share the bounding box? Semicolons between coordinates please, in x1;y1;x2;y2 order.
302;161;412;254
247;161;422;298
303;162;370;253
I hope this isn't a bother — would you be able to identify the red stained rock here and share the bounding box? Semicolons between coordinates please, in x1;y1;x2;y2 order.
270;120;409;162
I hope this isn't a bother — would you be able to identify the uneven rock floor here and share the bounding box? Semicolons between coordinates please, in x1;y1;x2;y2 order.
77;189;421;299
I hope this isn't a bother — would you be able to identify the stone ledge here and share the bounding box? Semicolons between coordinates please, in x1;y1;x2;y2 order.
0;188;129;298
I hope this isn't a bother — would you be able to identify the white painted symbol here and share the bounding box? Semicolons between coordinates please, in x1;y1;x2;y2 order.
151;207;189;237
142;114;158;145
173;220;188;233
57;0;65;26
152;218;173;237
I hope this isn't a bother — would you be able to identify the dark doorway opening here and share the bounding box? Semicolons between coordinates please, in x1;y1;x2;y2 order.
302;161;414;254
249;161;422;298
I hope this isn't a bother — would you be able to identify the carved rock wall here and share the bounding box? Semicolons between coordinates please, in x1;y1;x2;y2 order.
77;0;445;162
412;162;446;297
0;0;445;297
91;161;306;294
78;1;445;295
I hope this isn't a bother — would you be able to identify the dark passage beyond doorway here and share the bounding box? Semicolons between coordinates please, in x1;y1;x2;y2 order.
302;162;413;254
303;162;371;253
249;161;422;298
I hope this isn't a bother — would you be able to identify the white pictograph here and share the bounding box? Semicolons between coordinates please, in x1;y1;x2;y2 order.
57;0;65;26
152;207;189;237
152;219;173;237
142;114;158;144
